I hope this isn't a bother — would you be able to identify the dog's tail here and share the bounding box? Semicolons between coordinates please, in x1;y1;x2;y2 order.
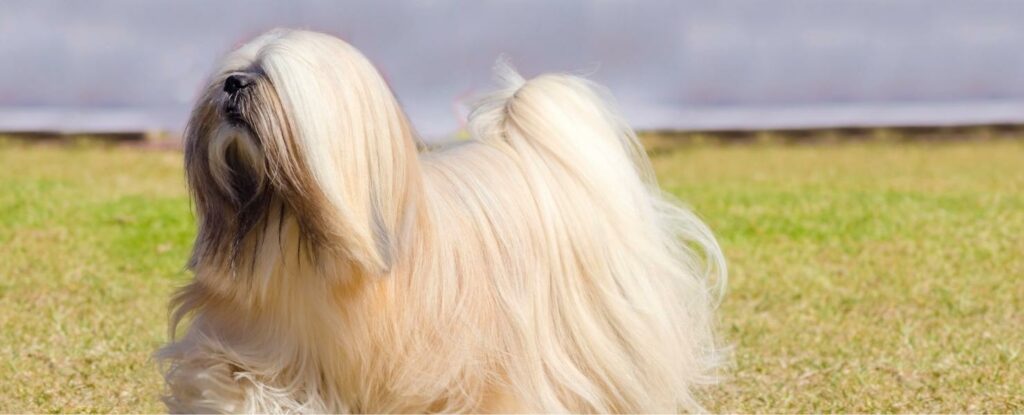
467;62;727;412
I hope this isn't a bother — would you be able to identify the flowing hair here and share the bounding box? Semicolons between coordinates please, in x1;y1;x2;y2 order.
159;29;726;413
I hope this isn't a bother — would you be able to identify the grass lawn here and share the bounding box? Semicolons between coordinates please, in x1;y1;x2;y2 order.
1;138;1022;412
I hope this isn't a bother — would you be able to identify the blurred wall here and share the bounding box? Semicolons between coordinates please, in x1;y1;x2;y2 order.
3;0;1024;138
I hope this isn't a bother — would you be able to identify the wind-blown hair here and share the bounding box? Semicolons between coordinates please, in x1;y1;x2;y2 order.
158;29;727;413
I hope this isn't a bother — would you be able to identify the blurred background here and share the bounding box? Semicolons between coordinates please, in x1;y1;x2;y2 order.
5;0;1024;139
1;1;1021;413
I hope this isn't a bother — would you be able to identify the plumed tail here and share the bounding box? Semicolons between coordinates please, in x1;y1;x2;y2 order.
466;62;727;412
470;60;726;297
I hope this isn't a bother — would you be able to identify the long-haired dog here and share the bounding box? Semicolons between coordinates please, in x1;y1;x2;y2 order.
158;29;726;413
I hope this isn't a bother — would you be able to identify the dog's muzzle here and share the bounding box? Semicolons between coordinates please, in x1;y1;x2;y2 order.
224;74;253;94
223;73;254;122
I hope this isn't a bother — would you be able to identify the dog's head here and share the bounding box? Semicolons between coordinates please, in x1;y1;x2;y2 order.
185;29;417;276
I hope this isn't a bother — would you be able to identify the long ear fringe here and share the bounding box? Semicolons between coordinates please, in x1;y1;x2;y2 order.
256;31;421;276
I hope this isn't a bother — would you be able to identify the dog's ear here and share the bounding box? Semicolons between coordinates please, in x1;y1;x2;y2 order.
256;32;419;275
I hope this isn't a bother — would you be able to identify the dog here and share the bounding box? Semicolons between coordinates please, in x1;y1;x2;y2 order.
157;29;726;413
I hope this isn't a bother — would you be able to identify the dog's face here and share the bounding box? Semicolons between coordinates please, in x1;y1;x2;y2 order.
184;30;417;277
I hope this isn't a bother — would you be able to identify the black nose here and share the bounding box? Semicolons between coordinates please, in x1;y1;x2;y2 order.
224;74;253;94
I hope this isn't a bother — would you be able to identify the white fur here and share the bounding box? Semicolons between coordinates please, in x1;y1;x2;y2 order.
159;29;727;413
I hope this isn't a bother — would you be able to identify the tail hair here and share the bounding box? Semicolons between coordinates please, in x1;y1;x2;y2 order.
466;61;728;411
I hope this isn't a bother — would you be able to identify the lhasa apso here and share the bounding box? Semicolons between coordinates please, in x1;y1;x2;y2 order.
158;29;726;413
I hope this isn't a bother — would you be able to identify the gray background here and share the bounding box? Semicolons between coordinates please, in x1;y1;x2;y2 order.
3;0;1024;139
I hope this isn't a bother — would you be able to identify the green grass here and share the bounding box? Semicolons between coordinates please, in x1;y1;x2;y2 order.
650;140;1024;412
0;142;191;412
1;139;1022;412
